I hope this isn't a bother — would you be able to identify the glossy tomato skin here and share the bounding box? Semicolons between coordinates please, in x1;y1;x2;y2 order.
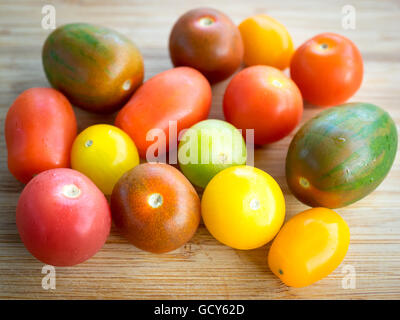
223;66;303;145
268;207;350;287
111;163;201;253
239;14;293;69
71;124;139;195
115;67;212;158
178;119;247;188
5;88;77;183
16;168;111;266
201;166;285;250
169;8;244;83
290;33;363;107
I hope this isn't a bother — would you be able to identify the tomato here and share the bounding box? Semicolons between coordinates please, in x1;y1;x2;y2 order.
178;119;247;188
110;163;200;253
268;207;350;287
71;124;139;195
201;166;285;250
223;65;303;144
169;7;244;83
16;168;111;266
239;14;293;69
115;67;212;159
290;33;363;107
5;88;77;183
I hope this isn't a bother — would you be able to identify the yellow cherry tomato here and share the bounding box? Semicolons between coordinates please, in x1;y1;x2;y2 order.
268;207;350;288
201;165;285;250
71;124;139;195
239;14;294;69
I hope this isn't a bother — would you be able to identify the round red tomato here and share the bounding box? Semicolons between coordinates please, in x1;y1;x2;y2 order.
290;33;363;107
111;163;200;253
16;168;111;266
115;67;212;158
5;88;77;183
169;7;243;83
223;65;303;144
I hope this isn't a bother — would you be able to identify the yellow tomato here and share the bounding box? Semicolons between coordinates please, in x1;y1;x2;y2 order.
268;207;350;288
71;124;139;195
239;14;294;69
201;165;285;250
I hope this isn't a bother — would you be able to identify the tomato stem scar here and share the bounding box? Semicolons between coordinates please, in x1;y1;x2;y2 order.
199;17;214;27
148;193;163;208
85;140;93;147
122;79;132;91
250;198;260;210
320;43;328;50
299;177;310;188
62;184;81;199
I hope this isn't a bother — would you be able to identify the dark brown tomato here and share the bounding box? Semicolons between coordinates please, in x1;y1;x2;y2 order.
110;163;201;253
169;8;244;83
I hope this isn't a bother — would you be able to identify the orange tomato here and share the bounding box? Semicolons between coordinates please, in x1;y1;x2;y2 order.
268;207;350;288
223;65;303;144
239;14;293;69
115;67;212;158
5;88;77;183
290;33;363;107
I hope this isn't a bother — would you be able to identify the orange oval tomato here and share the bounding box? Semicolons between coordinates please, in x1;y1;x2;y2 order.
239;14;293;69
115;67;212;158
110;163;201;253
5;88;77;183
290;33;363;107
223;65;303;144
268;207;350;288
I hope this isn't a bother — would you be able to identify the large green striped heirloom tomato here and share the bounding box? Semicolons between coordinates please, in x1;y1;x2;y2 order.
286;102;397;208
42;23;144;113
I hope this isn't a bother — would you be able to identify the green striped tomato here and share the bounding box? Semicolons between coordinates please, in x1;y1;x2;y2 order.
286;102;397;208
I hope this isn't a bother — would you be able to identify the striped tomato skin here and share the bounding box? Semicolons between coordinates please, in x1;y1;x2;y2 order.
286;102;397;208
42;23;144;113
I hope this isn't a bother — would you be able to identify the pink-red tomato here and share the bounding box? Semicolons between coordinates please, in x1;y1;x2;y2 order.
115;67;212;158
16;168;111;266
5;88;77;183
290;33;363;107
223;65;303;144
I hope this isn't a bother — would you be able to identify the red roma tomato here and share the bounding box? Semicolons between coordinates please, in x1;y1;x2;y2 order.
5;88;77;183
290;33;363;107
111;163;200;253
223;65;303;144
115;67;212;158
16;168;111;266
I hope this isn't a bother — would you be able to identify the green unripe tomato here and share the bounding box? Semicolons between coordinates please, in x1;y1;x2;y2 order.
178;119;247;188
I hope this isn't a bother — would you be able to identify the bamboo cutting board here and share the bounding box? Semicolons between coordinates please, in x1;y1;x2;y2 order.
0;0;400;299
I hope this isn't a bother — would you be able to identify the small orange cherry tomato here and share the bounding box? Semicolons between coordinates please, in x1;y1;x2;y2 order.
268;207;350;287
290;32;363;106
239;14;293;69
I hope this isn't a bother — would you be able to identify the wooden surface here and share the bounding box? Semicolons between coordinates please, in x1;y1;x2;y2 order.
1;0;400;300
